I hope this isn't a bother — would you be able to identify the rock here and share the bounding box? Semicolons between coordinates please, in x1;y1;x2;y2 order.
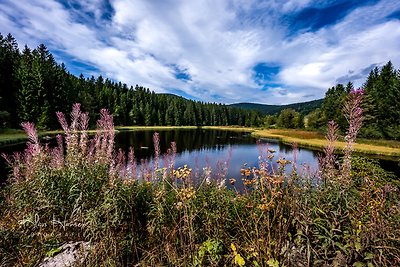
38;241;90;267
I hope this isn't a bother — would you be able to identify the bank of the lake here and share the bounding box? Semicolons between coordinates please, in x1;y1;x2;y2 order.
252;128;400;157
0;129;63;147
0;129;108;148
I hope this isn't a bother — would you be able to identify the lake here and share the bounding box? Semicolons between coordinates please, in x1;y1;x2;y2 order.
1;129;399;185
115;129;320;185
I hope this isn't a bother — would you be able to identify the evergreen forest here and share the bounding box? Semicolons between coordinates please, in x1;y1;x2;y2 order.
0;33;260;130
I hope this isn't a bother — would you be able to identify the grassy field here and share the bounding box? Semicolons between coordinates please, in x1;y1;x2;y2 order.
0;129;99;148
252;128;400;157
0;129;64;147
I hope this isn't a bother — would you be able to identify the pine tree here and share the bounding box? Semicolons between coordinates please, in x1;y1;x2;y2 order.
17;46;43;124
0;33;20;127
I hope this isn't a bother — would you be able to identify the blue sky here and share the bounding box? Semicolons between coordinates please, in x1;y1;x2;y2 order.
1;0;399;104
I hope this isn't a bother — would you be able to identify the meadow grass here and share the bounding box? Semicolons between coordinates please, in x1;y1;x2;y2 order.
252;128;400;157
0;129;63;147
0;100;399;266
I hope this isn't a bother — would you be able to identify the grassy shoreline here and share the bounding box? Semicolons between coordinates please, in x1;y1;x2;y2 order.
0;129;105;148
252;129;400;157
0;130;64;148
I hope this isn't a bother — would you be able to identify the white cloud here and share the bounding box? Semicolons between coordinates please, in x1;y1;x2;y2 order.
1;0;400;104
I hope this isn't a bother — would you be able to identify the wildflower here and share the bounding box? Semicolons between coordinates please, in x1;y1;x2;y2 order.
351;88;365;95
342;89;364;181
203;166;212;184
242;179;254;187
176;201;183;210
178;187;196;202
172;165;192;180
218;179;225;189
153;132;160;170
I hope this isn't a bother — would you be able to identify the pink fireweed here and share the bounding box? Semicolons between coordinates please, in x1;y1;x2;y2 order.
342;88;364;181
319;120;339;185
153;132;160;171
128;147;137;180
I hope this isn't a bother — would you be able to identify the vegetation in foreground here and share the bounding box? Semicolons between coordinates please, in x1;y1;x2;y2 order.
1;92;400;266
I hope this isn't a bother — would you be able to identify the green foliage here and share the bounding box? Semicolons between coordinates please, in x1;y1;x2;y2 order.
276;108;303;129
320;62;400;139
305;108;325;129
0;33;20;127
194;239;223;266
321;83;349;131
263;114;277;128
0;110;10;128
230;99;324;115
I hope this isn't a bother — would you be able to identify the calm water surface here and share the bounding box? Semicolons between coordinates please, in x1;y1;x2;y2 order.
116;129;319;180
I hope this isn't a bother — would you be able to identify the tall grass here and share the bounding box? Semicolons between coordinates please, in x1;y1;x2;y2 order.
1;93;399;266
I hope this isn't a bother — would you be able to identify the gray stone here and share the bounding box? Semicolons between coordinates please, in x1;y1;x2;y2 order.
38;241;90;267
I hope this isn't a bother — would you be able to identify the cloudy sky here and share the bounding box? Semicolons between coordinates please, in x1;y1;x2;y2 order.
1;0;400;104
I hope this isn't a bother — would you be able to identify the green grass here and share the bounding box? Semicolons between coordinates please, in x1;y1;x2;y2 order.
0;129;107;148
0;129;63;147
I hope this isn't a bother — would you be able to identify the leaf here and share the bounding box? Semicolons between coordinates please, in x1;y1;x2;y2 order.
355;241;362;252
46;246;63;257
364;252;374;260
335;242;348;253
234;253;245;266
231;243;237;252
353;262;365;267
267;258;280;267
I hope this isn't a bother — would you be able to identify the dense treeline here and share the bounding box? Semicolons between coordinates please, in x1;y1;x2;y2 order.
263;61;400;140
230;98;323;116
0;33;261;129
315;61;400;139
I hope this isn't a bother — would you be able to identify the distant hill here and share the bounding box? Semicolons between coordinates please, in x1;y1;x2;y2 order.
229;99;323;115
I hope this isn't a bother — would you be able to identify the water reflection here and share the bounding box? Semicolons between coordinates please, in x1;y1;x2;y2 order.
116;129;320;182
